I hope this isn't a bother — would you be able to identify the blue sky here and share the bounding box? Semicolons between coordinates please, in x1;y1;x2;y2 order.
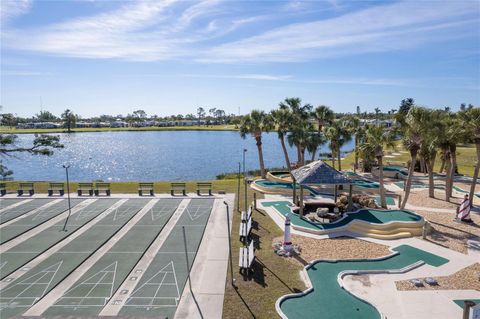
1;0;479;118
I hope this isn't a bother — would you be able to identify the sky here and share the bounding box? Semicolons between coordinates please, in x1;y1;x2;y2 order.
1;0;479;118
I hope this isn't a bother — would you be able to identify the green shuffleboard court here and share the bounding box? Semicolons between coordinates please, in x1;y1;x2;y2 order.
0;199;54;225
45;198;182;316
453;299;480;308
0;199;149;319
0;199;85;244
120;198;214;318
279;245;449;319
0;199;119;279
263;201;421;231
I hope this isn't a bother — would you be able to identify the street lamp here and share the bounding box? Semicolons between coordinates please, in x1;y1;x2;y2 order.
243;149;247;211
223;201;235;287
61;164;72;232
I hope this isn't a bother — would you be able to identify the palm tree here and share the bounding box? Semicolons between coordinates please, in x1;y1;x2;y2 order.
442;114;464;201
460;107;480;206
271;107;292;171
287;122;315;166
324;119;351;171
306;131;326;162
400;106;431;209
239;110;273;179
313;105;334;133
61;109;76;133
359;125;395;208
343;116;361;171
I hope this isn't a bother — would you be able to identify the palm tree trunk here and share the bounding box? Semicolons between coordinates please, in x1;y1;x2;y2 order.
255;136;266;179
279;136;292;171
469;141;479;207
426;159;435;198
446;144;457;200
297;145;301;165
337;147;342;171
354;136;359;172
378;156;386;208
401;150;417;209
439;156;445;173
311;147;317;162
300;146;305;166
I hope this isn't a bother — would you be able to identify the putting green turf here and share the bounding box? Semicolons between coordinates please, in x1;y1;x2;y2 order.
44;199;182;316
0;199;149;319
0;199;85;244
279;245;449;319
0;199;119;279
0;199;54;225
453;299;480;308
263;201;422;231
119;198;214;318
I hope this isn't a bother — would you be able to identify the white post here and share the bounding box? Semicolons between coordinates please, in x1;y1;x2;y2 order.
283;214;292;252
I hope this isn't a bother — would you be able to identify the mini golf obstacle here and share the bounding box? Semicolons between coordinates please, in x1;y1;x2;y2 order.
262;201;424;240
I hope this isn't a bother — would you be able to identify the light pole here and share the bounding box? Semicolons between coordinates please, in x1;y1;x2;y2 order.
223;201;235;287
62;164;72;232
243;149;247;212
236;162;241;213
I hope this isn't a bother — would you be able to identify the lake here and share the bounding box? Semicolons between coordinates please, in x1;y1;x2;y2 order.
3;131;354;181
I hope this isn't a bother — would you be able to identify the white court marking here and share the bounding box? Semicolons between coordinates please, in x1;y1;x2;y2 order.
0;261;63;309
125;261;180;308
54;261;118;308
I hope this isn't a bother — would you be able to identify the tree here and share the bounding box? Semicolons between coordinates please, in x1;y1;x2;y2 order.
343;116;361;171
359;125;395;208
459;107;480;207
132;110;147;119
239;110;273;179
313;105;334;133
36;110;58;122
271;107;293;170
324;119;351;171
288;122;316;166
197;107;205;122
0;134;64;178
1;113;16;129
399;106;431;209
356;106;361;115
61;109;76;133
306;131;326;162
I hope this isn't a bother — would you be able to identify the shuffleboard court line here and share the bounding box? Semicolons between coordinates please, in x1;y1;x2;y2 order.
0;199;126;286
0;199;33;214
21;199;157;316
0;199;61;229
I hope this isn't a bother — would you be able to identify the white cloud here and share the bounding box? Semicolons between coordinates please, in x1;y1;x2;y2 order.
183;73;292;81
0;0;32;23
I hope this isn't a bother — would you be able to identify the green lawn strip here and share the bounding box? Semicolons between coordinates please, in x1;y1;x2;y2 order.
453;299;480;308
280;245;448;319
263;201;421;231
45;198;181;316
2;180;236;195
0;199;85;244
0;125;237;134
0;199;119;279
0;199;149;319
0;199;54;225
119;198;214;318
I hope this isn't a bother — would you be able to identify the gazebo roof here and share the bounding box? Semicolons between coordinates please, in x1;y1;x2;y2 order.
291;160;353;185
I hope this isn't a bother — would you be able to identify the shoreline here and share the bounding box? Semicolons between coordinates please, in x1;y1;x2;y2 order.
0;125;238;134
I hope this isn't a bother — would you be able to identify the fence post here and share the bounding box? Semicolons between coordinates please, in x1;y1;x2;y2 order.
253;192;257;210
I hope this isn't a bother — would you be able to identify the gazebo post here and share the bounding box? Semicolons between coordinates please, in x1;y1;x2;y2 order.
299;185;304;217
334;184;337;202
292;179;296;204
348;184;353;211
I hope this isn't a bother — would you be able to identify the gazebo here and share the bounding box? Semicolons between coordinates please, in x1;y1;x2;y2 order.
290;160;354;216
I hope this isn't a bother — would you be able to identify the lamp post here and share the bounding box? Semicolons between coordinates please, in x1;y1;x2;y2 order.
237;162;241;213
223;201;235;287
61;164;72;232
243;149;247;211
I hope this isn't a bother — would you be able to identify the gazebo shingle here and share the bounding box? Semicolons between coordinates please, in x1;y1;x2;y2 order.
291;160;353;185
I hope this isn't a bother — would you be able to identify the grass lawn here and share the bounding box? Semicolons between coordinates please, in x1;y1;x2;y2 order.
338;143;477;177
0;125;237;134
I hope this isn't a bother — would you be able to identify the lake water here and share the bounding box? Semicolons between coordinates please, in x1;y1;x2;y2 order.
4;131;354;181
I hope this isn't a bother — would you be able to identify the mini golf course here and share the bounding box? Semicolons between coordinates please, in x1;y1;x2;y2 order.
262;201;424;239
277;245;449;319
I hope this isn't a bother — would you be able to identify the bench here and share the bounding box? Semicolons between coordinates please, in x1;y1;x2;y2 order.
0;183;5;196
138;182;154;196
171;183;186;196
17;182;34;196
241;207;252;223
239;214;252;241
77;183;94;196
239;240;255;274
94;182;111;196
48;182;65;196
196;182;212;196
